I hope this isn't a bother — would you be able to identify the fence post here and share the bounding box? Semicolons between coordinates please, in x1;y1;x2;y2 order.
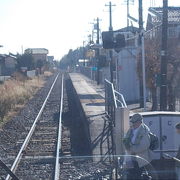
114;107;129;155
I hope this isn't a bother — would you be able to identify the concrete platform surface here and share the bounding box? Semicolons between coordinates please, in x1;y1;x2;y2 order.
69;73;112;159
73;73;154;113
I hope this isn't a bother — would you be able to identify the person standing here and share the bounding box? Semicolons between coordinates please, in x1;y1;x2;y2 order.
123;113;154;179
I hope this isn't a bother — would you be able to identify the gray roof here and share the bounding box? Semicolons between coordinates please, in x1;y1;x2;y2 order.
114;26;139;33
25;48;49;55
148;7;180;24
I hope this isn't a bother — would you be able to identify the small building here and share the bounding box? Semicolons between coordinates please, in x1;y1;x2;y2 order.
25;48;49;63
114;26;140;103
0;54;17;76
47;56;54;63
146;7;180;39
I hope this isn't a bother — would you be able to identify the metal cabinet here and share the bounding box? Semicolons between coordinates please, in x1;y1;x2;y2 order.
143;116;161;159
142;113;180;160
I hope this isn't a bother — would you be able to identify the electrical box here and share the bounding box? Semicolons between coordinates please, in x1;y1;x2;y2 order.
141;112;180;160
143;115;161;159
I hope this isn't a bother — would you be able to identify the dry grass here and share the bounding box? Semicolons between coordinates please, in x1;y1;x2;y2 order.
44;71;53;77
0;73;50;126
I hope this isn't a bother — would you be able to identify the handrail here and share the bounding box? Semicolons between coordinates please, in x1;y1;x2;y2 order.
105;79;117;108
114;90;127;108
163;153;180;163
116;99;124;108
105;79;127;109
154;149;178;153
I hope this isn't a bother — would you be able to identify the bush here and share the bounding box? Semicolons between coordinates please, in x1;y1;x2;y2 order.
0;77;44;122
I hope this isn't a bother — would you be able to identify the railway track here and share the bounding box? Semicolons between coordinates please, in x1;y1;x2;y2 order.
0;73;114;180
58;77;113;180
1;73;64;180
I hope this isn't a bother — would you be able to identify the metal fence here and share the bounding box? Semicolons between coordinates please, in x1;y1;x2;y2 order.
105;79;128;164
175;98;180;112
79;66;111;85
79;66;92;79
105;79;127;124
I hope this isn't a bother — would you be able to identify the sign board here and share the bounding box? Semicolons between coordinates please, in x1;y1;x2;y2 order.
99;48;108;56
92;67;97;71
27;70;36;78
117;65;123;71
155;74;161;87
21;67;28;72
86;50;95;58
90;44;102;49
78;59;89;63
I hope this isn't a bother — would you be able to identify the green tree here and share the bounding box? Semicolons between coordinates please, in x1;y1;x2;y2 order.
36;59;45;74
16;53;35;70
137;31;180;111
59;47;84;69
166;38;180;111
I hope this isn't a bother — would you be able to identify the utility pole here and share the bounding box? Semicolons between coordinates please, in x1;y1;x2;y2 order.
127;0;129;27
138;0;146;110
138;0;143;108
138;0;143;31
96;17;100;85
125;0;135;28
83;41;86;66
105;1;116;83
160;0;168;111
21;45;24;54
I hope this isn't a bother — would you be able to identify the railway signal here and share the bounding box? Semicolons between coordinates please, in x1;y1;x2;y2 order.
102;31;114;49
102;31;126;50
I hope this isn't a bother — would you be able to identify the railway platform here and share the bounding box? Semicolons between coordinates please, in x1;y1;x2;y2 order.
69;73;112;159
69;73;180;179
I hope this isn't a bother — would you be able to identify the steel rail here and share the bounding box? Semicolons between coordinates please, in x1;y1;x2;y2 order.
54;74;64;180
0;160;19;180
6;74;60;180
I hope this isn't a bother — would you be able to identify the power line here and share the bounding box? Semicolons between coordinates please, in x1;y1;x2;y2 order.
124;22;163;42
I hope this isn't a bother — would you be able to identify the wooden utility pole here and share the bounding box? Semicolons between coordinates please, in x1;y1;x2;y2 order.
127;0;129;27
137;0;147;111
138;0;143;30
160;0;168;111
96;17;100;85
105;1;116;83
138;0;145;109
83;41;86;66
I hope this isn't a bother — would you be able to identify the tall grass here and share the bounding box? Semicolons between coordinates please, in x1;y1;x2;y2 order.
0;76;44;122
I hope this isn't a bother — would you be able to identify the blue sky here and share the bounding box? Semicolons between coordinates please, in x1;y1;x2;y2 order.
0;0;179;60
